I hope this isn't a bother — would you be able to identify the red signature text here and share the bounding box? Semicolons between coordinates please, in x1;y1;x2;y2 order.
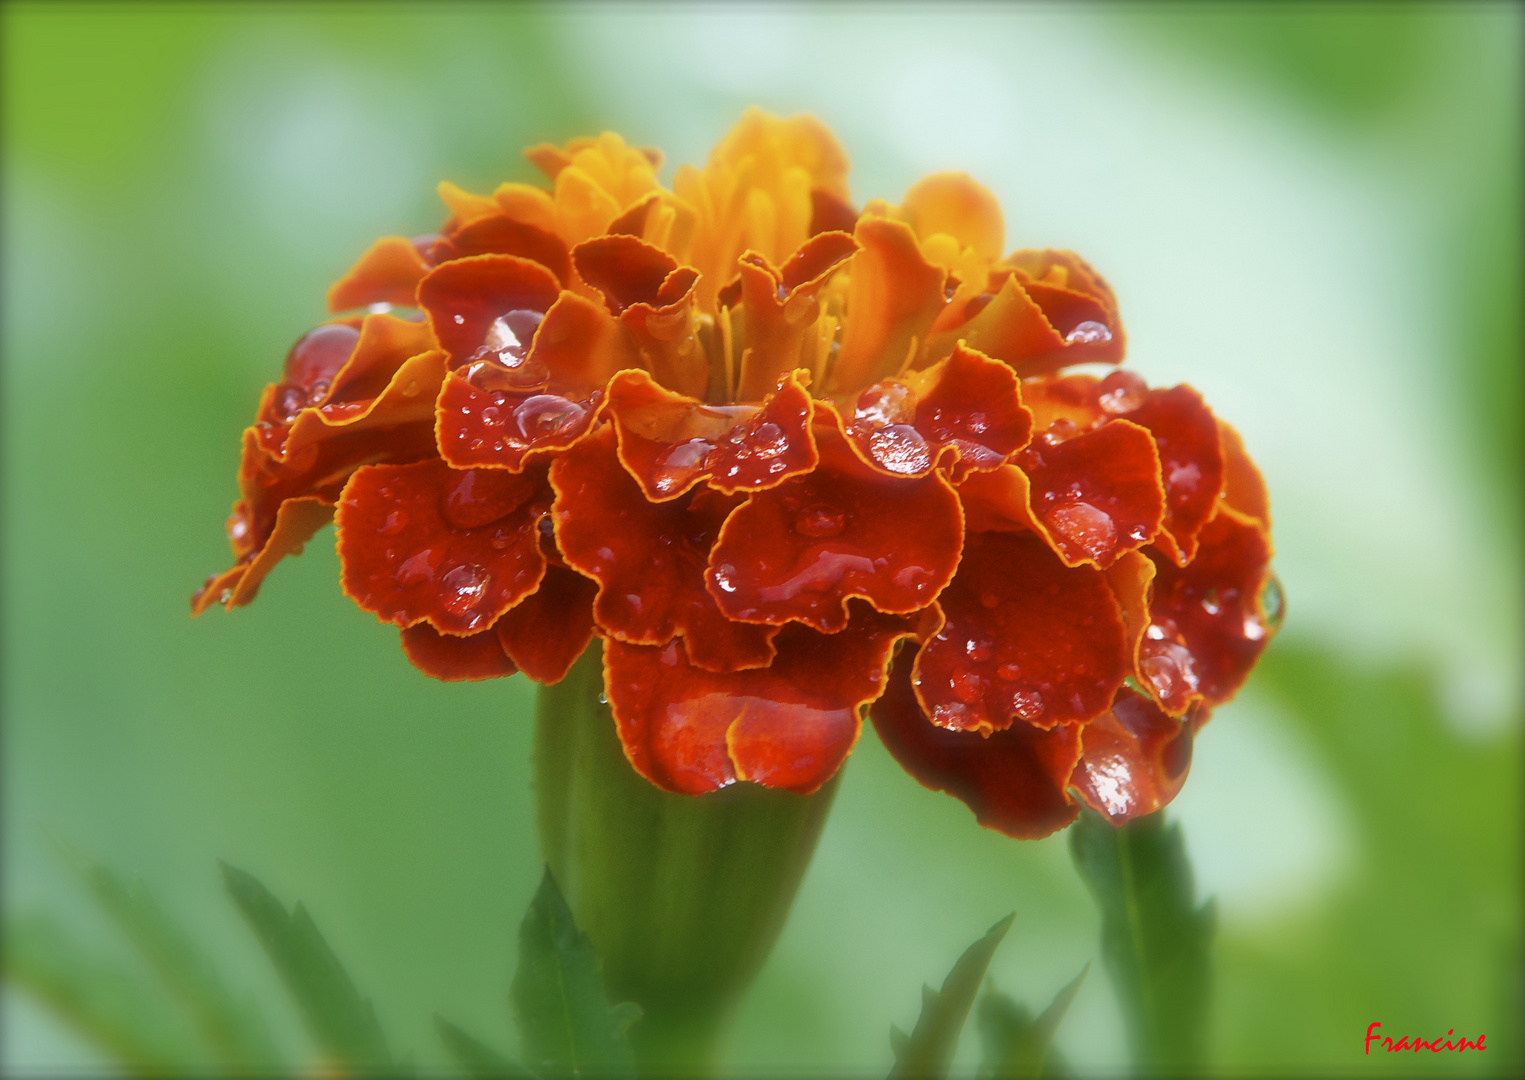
1366;1021;1486;1054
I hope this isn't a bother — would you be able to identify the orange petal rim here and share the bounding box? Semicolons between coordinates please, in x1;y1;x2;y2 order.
195;109;1277;831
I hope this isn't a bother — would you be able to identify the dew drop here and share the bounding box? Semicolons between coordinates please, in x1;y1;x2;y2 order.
489;526;520;551
1097;369;1147;414
483;309;544;360
275;384;309;421
1259;572;1285;633
1200;587;1221;616
439;564;491;617
514;395;587;440
996;662;1021;681
748;422;788;459
1041;418;1079;446
965;638;993;662
1045;501;1117;562
283;323;361;389
225;509;251;543
652;438;715;494
380;510;409;535
952;671;985;704
867;424;931;474
713;564;739;594
394;547;439;587
854;382;915;429
1012;689;1045;721
1065;320;1112;345
1139;641;1199;704
794;504;845;539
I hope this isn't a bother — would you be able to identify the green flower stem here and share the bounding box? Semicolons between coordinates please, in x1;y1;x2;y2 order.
534;640;841;1077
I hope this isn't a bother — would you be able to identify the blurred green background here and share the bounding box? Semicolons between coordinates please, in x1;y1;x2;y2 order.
3;2;1520;1074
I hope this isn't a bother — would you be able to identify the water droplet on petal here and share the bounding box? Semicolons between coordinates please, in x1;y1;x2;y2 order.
867;424;931;474
1045;501;1117;562
1065;320;1112;345
483;309;544;360
1200;587;1221;616
1012;689;1044;721
952;671;985;704
748;422;788;459
1041;418;1079;446
284;323;361;389
794;504;845;538
439;564;491;617
652;438;715;494
1259;572;1285;633
1097;369;1147;414
380;510;409;535
514;395;587;440
996;662;1021;681
395;547;439;587
966;638;993;662
713;564;739;594
854;382;915;429
275;384;309;421
1140;641;1200;704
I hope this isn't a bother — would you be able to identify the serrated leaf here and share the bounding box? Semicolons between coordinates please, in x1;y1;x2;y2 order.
221;861;392;1072
509;867;639;1080
889;912;1014;1079
976;965;1088;1079
435;1014;530;1078
1069;808;1214;1073
67;854;279;1071
3;911;203;1075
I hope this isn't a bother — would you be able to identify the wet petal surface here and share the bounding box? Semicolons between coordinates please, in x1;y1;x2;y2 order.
400;622;518;682
496;565;600;685
1070;686;1197;823
1124;385;1225;565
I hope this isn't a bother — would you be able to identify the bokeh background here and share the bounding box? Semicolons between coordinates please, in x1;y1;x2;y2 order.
3;2;1520;1075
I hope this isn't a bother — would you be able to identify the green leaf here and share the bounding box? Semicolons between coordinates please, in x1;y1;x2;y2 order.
509;866;639;1080
1069;808;1214;1073
976;965;1088;1079
889;912;1014;1080
3;911;203;1075
67;854;279;1070
220;861;392;1072
434;1014;531;1078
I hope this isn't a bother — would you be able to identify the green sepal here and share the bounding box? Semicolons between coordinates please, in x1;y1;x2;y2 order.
435;1013;531;1078
889;912;1014;1079
3;910;203;1074
220;861;394;1073
976;964;1088;1079
1069;808;1214;1073
510;866;640;1080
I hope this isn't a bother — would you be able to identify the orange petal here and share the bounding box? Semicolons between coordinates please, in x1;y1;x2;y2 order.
496;565;599;684
831;216;946;395
400;622;518;682
327;236;430;313
1138;506;1276;715
1070;686;1198;823
1005;248;1125;366
417;254;562;368
899;172;1004;263
871;657;1082;839
1217;419;1271;530
706;417;963;632
603;368;817;501
432;214;572;288
191;496;335;614
551;427;778;671
604;605;916;795
1123;385;1225;565
912;530;1129;733
734;231;858;400
336;460;549;635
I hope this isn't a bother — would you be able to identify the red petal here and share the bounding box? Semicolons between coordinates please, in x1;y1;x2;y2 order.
846;343;1031;481
550;427;778;671
1139;506;1275;714
434;371;600;473
400;622;517;681
572;233;680;314
1012;419;1164;568
322;313;437;406
603;368;817;501
912;530;1128;733
604;606;918;795
417;254;562;367
191;496;334;614
706;416;963;632
336;459;548;635
871;657;1082;839
1007;249;1125;366
432;214;572;288
1070;687;1197;823
1124;386;1225;565
734;232;858;400
327;236;429;313
496;565;599;684
831;217;947;395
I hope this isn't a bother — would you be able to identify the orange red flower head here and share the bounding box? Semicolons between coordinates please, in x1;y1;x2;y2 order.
193;109;1280;838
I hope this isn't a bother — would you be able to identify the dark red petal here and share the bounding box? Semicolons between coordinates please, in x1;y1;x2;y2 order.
496;565;599;684
551;427;778;671
1006;249;1126;366
1013;419;1164;568
707;415;963;632
283;323;362;393
417;254;562;367
735;232;858;400
324;312;437;405
604;606;918;795
809;187;860;236
1070;687;1197;823
434;372;600;473
433;214;572;288
832;217;947;394
191;496;334;614
1125;386;1225;566
327;236;428;313
604;368;817;501
400;622;518;682
336;459;548;635
912;531;1128;733
871;656;1082;840
1139;506;1275;714
849;343;1031;481
572;233;679;314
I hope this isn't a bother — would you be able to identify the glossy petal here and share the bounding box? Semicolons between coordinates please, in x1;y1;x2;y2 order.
1124;385;1225;566
337;460;548;635
912;531;1128;733
871;657;1082;839
400;622;518;682
1005;248;1125;366
603;368;817;501
831;216;947;394
496;565;599;684
707;417;963;631
1139;506;1274;715
327;236;430;313
604;606;917;795
1070;687;1197;824
551;427;778;671
431;214;572;288
417;254;562;368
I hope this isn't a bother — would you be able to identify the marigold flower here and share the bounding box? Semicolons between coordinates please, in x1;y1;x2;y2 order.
193;109;1280;839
